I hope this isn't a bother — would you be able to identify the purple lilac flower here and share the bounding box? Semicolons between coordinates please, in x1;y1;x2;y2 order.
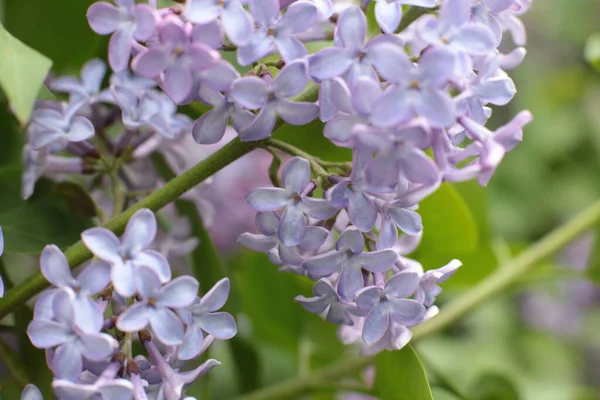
374;0;438;34
230;60;319;140
27;291;118;381
237;0;318;65
413;259;461;306
81;208;171;297
302;227;398;299
28;103;95;150
132;21;220;103
295;278;360;325
177;278;237;360
40;245;110;332
52;362;133;400
87;0;156;71
377;200;423;250
184;0;252;46
21;384;43;400
355;271;425;343
49;59;108;104
246;157;335;245
308;6;407;85
116;266;198;345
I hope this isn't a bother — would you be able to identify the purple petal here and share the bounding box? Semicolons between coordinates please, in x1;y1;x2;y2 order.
116;302;151;332
370;87;413;128
313;278;337;297
159;22;187;46
188;44;220;71
295;295;329;314
276;99;319;126
198;278;230;312
472;77;516;106
387;206;422;235
338;262;364;299
362;304;389;344
135;266;161;299
132;4;156;41
164;66;193;104
246;187;291;211
337;6;366;50
108;29;132;72
192;106;230;145
81;228;121;264
87;2;121;35
301;197;337;220
97;380;134;400
197;312;237;339
355;250;397;273
278;203;307;246
52;343;83;381
230;77;269;109
27;320;72;349
72;297;103;333
21;384;43;400
375;1;402;34
256;212;280;236
439;0;470;31
150;307;185;345
350;76;381;115
157;276;199;308
111;261;136;297
366;41;412;83
453;24;496;55
134;250;171;283
40;245;74;288
415;89;456;127
192;20;223;49
348;192;377;232
239;105;279;140
389;298;425;326
277;1;317;34
122;208;156;253
324;115;359;144
178;327;204;360
281;157;311;194
273;59;309;97
184;0;221;24
417;48;455;87
274;34;308;62
132;48;169;77
222;3;253;46
238;233;279;252
302;251;343;277
308;48;354;80
386;271;420;298
80;332;118;360
237;35;274;66
400;147;440;185
355;286;383;309
336;227;365;253
249;0;280;26
377;217;398;250
330;77;353;114
298;226;329;252
81;59;106;92
326;181;350;208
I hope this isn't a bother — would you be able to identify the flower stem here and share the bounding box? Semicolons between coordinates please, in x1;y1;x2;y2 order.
232;198;600;400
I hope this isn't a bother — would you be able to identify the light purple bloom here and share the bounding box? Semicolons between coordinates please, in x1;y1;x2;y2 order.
237;0;318;65
246;157;335;246
116;266;198;345
52;362;133;400
50;59;108;104
21;384;43;400
370;48;457;128
27;291;118;381
132;21;220;103
355;271;425;343
415;259;461;306
81;208;171;297
87;0;156;71
28;103;95;150
374;0;438;34
295;279;359;325
230;60;319;140
40;245;110;332
177;278;237;360
308;6;407;85
377;200;423;250
184;0;252;46
302;227;398;299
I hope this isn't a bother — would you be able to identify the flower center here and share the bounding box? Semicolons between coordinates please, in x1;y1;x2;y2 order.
410;80;420;89
357;51;366;61
173;46;184;56
148;298;157;307
268;92;277;101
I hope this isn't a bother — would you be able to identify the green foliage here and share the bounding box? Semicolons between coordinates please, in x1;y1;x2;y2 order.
585;33;600;72
0;166;91;253
469;374;520;400
0;22;52;125
373;345;434;400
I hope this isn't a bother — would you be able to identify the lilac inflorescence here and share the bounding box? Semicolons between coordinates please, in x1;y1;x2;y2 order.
25;209;237;399
16;1;533;391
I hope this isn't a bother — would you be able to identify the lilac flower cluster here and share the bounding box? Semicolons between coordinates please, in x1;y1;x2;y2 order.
25;209;236;399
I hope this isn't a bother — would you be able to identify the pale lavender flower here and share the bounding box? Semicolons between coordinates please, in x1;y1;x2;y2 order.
377;200;423;250
295;278;359;325
40;245;110;332
355;271;425;343
230;60;319;140
414;259;461;306
237;0;318;65
184;0;252;46
87;0;156;71
28;103;95;150
50;59;108;104
374;0;438;34
21;384;43;400
27;291;118;381
302;227;398;299
116;266;198;345
370;48;457;128
245;157;335;245
52;362;134;400
132;21;220;103
177;278;237;360
81;208;171;297
308;6;407;85
470;0;514;44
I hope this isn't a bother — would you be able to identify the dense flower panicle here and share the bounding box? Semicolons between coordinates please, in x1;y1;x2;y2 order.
14;1;533;395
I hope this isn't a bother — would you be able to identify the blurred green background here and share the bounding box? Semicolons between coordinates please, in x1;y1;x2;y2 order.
1;1;600;399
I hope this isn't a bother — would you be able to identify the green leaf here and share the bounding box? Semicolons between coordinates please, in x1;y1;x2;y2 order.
585;33;600;72
373;345;434;400
417;183;478;255
0;22;52;125
50;182;98;219
0;166;92;253
469;374;520;400
432;388;463;400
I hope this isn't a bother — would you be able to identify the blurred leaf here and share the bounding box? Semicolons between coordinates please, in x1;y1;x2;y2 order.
0;22;52;125
276;119;352;162
236;252;304;352
585;33;600;72
373;345;434;400
4;0;102;74
432;388;463;400
50;182;98;219
469;374;520;400
37;85;55;100
0;165;92;253
0;99;24;167
586;225;600;284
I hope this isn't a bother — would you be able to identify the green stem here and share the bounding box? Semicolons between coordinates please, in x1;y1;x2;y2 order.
266;138;329;178
233;199;600;400
0;335;30;389
396;6;439;33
